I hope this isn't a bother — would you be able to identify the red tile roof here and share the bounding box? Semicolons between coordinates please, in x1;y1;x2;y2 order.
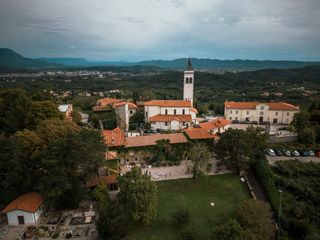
125;133;187;148
105;151;118;160
144;100;191;107
102;128;125;147
86;175;117;188
199;118;231;131
224;101;299;111
113;102;137;109
2;192;43;213
189;107;198;114
97;98;122;106
149;114;192;122
184;128;215;140
93;98;122;111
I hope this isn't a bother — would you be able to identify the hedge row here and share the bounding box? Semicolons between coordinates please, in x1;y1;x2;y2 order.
254;157;280;213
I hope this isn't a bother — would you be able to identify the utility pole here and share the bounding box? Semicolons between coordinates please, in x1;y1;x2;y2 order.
278;189;283;240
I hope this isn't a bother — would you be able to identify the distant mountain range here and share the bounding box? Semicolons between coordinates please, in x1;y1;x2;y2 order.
0;48;63;70
1;48;320;72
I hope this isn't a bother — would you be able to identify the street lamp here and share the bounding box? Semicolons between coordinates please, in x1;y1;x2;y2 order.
278;189;283;240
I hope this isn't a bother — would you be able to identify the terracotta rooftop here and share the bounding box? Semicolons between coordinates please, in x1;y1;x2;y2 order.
86;175;118;188
224;101;299;111
125;133;187;148
189;107;198;114
102;128;125;147
149;114;192;122
105;151;118;160
97;98;122;106
144;100;191;107
199;118;231;131
184;128;215;140
2;192;43;213
113;101;137;109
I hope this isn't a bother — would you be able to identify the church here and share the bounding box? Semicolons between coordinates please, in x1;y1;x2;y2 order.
144;58;198;130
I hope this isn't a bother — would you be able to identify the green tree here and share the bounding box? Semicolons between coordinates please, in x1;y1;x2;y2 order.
29;101;62;128
0;88;31;135
187;142;211;179
215;128;266;172
117;167;157;224
211;219;245;240
172;208;190;229
237;199;275;240
292;111;310;131
129;109;144;130
298;127;316;144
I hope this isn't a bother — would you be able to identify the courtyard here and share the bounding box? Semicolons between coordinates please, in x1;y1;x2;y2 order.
128;173;250;240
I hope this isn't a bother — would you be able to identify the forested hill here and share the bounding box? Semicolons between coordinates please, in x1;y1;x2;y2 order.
0;48;63;70
135;58;320;71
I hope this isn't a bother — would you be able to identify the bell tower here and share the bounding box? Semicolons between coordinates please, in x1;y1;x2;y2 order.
183;57;194;106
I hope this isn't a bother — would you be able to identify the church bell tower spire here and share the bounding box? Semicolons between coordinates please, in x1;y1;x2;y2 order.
183;57;194;106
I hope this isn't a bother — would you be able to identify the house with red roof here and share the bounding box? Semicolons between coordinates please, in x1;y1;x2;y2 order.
198;118;231;135
224;101;299;124
1;192;44;225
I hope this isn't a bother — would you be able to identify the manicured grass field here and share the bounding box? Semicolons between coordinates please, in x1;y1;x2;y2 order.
128;173;250;240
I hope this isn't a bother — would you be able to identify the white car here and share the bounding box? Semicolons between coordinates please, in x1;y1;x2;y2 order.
266;149;276;156
292;150;300;157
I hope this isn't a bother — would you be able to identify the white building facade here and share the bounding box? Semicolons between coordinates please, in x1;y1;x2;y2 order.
224;101;300;124
144;100;197;130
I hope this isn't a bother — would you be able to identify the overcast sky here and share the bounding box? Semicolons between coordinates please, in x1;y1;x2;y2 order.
0;0;319;61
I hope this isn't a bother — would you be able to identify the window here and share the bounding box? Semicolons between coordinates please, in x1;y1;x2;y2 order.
189;78;193;83
247;111;249;115
165;122;168;126
185;78;189;83
174;109;176;114
286;112;290;116
235;117;238;120
275;112;278;116
273;118;278;123
230;117;232;120
165;109;168;115
130;110;133;114
230;110;233;114
236;110;238;114
182;109;185;114
260;111;264;115
182;122;185;126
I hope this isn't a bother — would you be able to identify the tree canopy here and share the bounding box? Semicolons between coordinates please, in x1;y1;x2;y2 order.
187;142;211;179
117;167;157;224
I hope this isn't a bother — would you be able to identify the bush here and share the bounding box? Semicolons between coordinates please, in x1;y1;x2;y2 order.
172;208;190;229
254;157;280;212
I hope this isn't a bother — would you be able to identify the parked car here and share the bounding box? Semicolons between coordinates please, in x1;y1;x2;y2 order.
300;151;309;157
266;149;276;156
309;150;315;156
283;150;291;157
275;150;283;156
292;150;300;157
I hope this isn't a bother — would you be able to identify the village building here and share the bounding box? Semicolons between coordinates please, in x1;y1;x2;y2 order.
183;58;195;106
144;100;197;130
224;101;299;124
58;104;73;120
92;98;122;112
1;192;44;225
198;118;231;134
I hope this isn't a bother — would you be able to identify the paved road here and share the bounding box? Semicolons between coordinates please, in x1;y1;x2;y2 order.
121;159;232;181
267;156;320;165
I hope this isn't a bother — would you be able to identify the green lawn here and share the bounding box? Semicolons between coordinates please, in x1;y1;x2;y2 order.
128;173;251;240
